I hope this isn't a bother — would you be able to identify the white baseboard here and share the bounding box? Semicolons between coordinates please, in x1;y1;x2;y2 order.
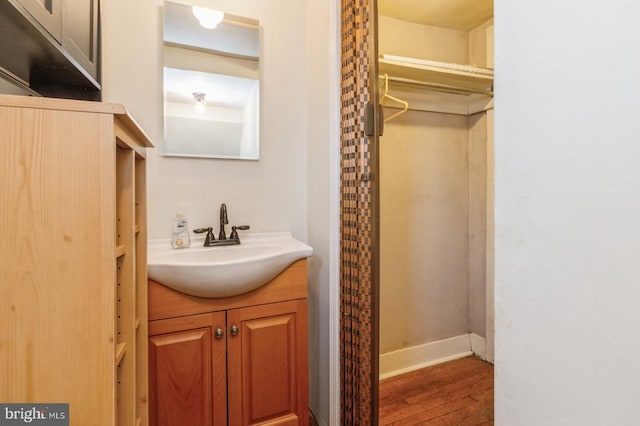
470;332;487;360
379;333;487;380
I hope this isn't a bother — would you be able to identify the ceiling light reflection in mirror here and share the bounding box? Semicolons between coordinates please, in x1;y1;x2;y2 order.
163;1;260;160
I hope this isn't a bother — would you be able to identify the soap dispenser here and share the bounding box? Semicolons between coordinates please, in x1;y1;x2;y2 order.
171;211;191;249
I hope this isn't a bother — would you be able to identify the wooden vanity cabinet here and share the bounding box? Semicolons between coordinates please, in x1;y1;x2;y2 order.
148;259;309;426
149;312;228;426
227;299;308;426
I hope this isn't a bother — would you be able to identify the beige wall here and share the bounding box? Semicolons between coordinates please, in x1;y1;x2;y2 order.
468;19;494;69
468;112;488;336
101;0;164;145
379;108;490;353
378;14;491;355
378;15;469;64
380;109;471;353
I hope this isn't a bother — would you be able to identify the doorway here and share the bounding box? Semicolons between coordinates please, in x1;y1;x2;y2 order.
339;0;495;423
376;1;495;423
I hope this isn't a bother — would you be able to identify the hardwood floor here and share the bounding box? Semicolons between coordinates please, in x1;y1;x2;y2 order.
379;356;494;425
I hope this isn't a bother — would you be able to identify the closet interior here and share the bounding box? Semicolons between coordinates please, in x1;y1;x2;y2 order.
377;0;494;381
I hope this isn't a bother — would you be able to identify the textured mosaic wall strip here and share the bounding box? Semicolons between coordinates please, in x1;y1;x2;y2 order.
340;0;378;424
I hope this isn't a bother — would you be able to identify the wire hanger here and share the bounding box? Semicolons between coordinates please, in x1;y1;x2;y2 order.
380;73;409;122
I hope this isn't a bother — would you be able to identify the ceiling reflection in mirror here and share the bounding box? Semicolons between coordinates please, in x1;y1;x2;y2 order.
163;1;260;160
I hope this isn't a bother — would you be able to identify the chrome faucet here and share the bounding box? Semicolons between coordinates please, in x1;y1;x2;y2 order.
218;203;228;240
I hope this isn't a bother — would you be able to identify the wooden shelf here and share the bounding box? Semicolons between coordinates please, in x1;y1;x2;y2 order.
115;343;127;366
116;245;127;258
135;224;141;234
379;54;493;95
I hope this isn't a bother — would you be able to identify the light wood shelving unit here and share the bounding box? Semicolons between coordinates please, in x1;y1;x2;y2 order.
0;94;152;425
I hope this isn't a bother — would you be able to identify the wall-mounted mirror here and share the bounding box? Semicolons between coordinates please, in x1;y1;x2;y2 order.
163;1;260;160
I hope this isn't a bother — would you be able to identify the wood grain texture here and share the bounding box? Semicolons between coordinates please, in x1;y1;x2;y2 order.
0;106;116;422
0;98;151;425
135;156;150;426
227;300;309;426
148;290;308;425
149;312;227;426
0;93;125;113
379;356;493;425
117;144;137;425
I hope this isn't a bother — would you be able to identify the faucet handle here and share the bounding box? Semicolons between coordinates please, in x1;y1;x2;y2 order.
229;225;250;241
194;227;216;246
229;225;250;240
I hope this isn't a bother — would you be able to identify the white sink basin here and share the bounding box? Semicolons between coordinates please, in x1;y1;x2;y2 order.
147;232;313;298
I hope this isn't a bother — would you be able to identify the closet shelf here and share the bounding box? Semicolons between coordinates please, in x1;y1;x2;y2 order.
379;54;493;95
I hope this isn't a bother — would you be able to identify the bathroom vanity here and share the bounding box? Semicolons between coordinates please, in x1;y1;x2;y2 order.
148;259;309;426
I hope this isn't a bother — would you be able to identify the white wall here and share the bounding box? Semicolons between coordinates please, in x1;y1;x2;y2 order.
305;0;337;423
101;0;335;423
495;0;640;424
101;0;164;145
100;0;322;244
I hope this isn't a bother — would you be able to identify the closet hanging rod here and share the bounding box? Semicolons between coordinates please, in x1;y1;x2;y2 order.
382;75;494;96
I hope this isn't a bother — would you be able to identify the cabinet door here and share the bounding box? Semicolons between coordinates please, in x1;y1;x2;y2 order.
62;0;99;80
149;312;227;426
227;300;309;426
14;0;62;41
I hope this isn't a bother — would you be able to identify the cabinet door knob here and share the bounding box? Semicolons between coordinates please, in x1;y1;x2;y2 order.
215;328;224;339
230;325;239;336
